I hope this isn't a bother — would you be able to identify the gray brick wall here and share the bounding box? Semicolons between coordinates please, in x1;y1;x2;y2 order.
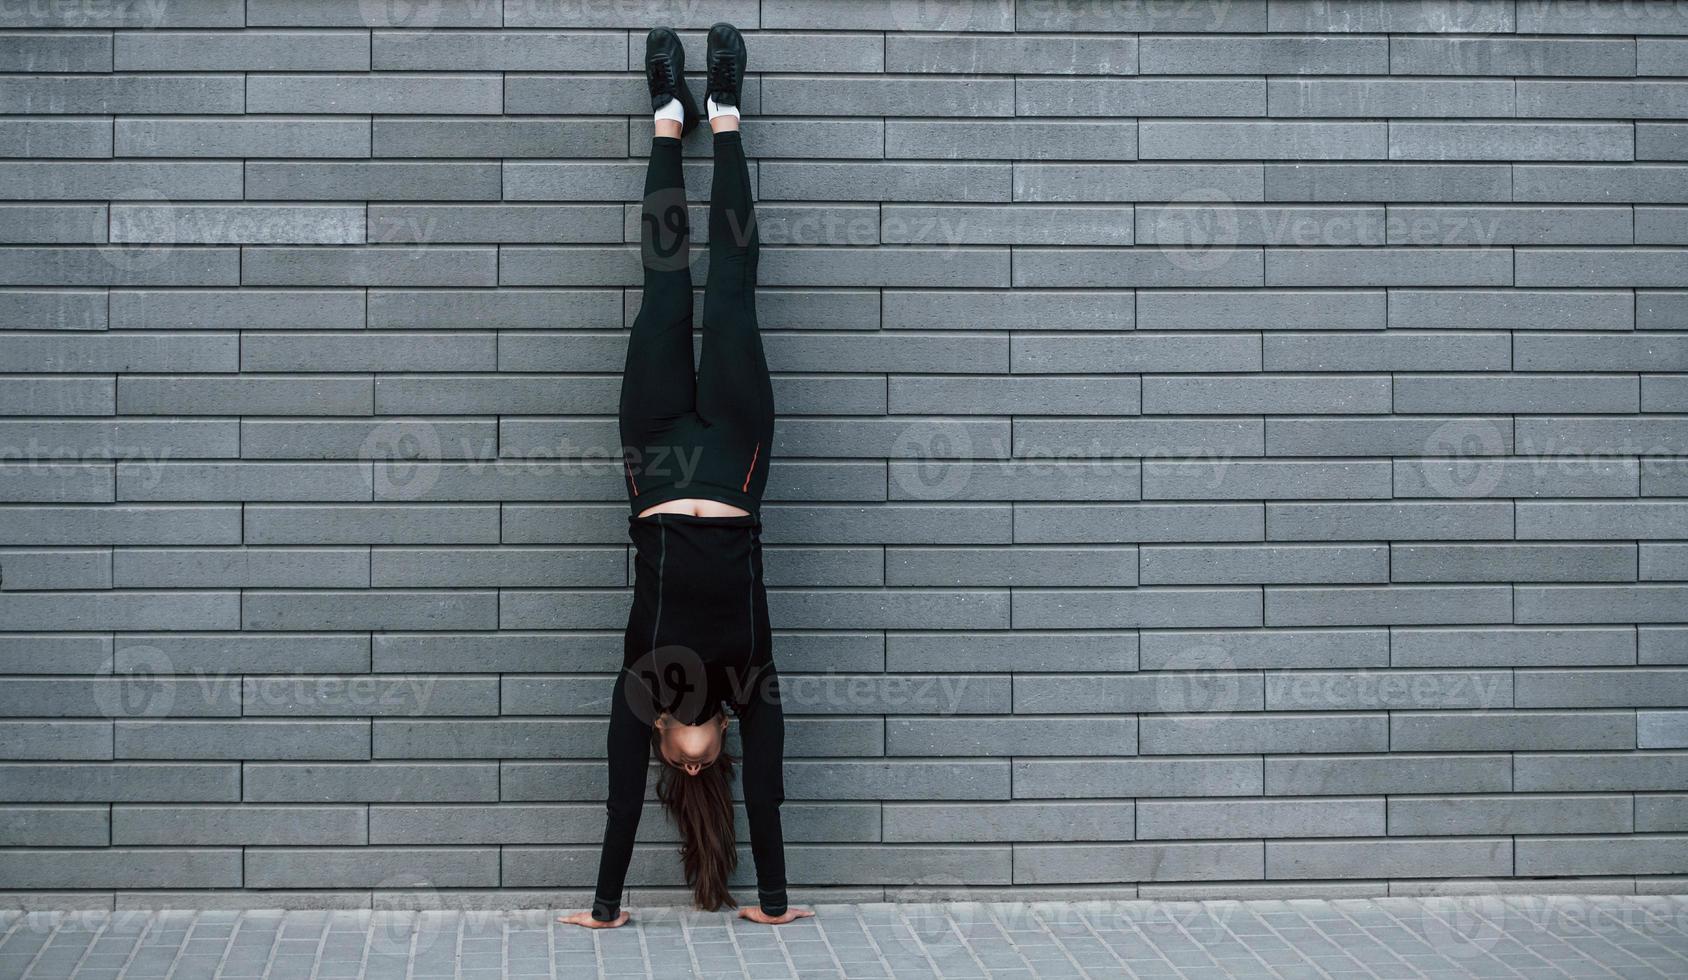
1;0;1687;910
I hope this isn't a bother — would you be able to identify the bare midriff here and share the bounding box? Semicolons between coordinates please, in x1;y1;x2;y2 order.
638;498;752;519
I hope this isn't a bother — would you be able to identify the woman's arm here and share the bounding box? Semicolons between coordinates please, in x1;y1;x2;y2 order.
736;661;788;917
590;669;651;922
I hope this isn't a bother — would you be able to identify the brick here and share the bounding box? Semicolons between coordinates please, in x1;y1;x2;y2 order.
1013;501;1264;544
114;30;370;71
1270;79;1513;117
1392;544;1637;583
1516;165;1688;203
886;547;1133;587
1013;588;1262;629
1517;81;1688;119
114;548;368;588
1138;798;1383;839
117;719;369;760
1641;712;1688;749
2;161;241;200
246;162;499;202
1014;757;1263;799
0;376;113;416
0;592;239;630
1518;501;1688;540
1640;122;1688;160
0;247;239;287
1266;416;1513;457
246;74;502;114
0;549;111;590
887;716;1135;757
1395;711;1636;752
1394;374;1638;414
1138;289;1382;330
1389;290;1634;331
1270;838;1511;879
1145;460;1389;500
762;162;1009;203
0;119;111;159
888;33;1134;74
883;801;1133;842
881;204;1132;245
111;204;364;246
1393;124;1632;163
1266;585;1512;626
1141;35;1384;74
374;117;625;159
1517;836;1688;876
1140;629;1387;670
1390;37;1636;76
885;290;1132;330
767;76;1013;117
0;806;108;846
0;849;241;889
113;805;364;845
889;377;1138;415
1268;249;1512;287
1268;754;1512;795
1262;332;1512;371
1265;163;1511;202
1015;249;1264;288
1015;842;1263;884
118;462;371;501
116;118;369;158
1141;121;1383;160
1516;668;1688;708
1140;544;1386;584
886;631;1134;672
1015;162;1262;202
0;33;110;72
1270;0;1513;32
242;248;498;287
1390;795;1633;837
1023;79;1261;122
0;75;242;113
1144;376;1386;415
0;762;238;802
1142;713;1387;754
243;591;497;631
118;634;368;674
121;372;373;414
0;721;111;759
1138;205;1384;246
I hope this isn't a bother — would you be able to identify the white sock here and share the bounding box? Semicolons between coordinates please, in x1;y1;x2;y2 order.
706;96;739;123
654;97;685;127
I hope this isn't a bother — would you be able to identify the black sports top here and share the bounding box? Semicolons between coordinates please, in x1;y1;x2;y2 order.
590;512;788;922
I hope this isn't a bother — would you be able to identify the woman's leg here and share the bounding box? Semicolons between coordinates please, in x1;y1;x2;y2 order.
696;128;774;504
618;135;697;501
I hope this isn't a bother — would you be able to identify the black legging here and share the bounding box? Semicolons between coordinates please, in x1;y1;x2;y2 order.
619;131;774;516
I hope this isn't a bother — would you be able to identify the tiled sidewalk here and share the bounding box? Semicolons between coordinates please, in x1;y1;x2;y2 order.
2;896;1686;979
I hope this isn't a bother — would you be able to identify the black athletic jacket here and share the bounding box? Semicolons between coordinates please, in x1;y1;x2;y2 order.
590;512;788;922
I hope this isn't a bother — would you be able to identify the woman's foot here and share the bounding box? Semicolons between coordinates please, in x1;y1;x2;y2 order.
705;22;746;134
644;27;699;138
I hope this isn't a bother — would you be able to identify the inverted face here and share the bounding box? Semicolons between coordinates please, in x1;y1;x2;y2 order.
656;710;728;775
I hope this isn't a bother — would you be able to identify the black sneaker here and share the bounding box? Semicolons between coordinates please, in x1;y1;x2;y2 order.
705;21;747;110
644;27;699;136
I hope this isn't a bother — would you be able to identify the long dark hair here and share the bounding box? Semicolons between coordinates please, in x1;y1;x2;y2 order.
651;728;738;911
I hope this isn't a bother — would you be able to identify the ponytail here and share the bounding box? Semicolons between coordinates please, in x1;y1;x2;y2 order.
651;729;738;911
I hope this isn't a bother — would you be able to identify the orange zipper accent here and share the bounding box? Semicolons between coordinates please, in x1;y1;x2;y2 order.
741;442;759;492
625;460;639;495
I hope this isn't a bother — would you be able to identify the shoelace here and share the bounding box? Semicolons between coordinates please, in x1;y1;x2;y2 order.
708;54;737;100
648;55;675;97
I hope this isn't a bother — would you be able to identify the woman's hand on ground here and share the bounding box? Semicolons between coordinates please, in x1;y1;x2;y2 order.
557;910;629;929
738;906;815;925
